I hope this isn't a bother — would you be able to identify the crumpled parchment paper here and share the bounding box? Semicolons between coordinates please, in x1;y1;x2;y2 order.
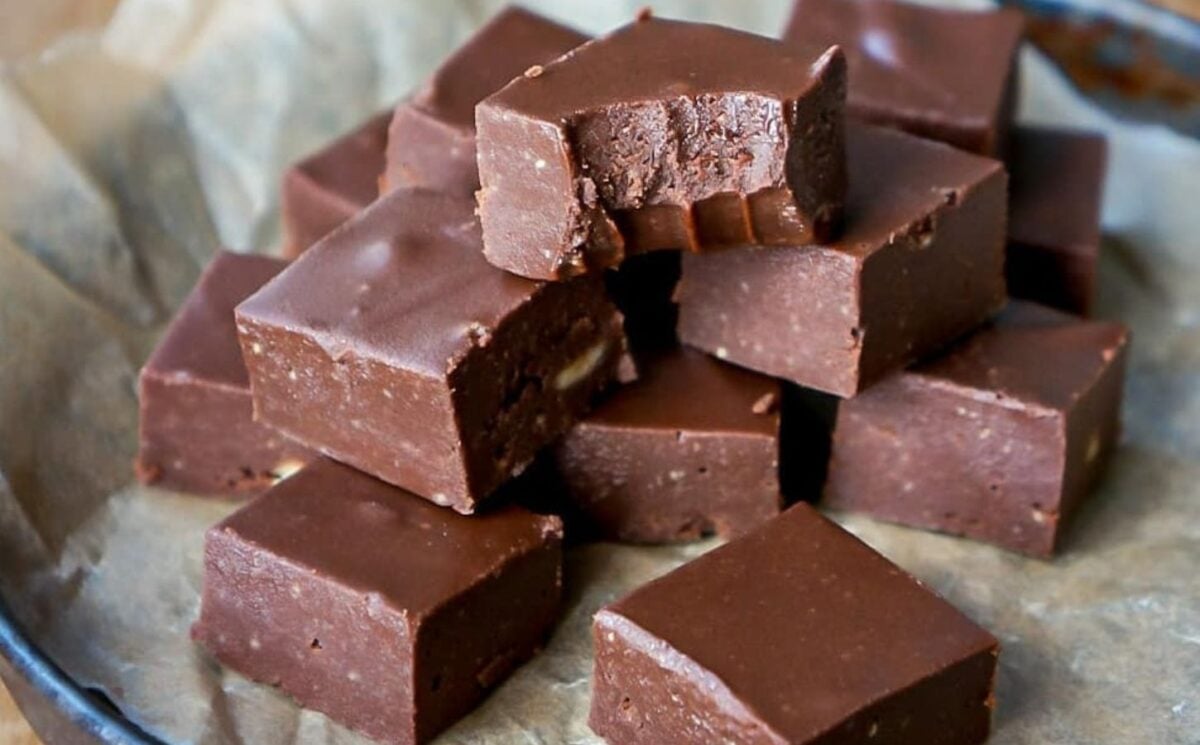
0;1;1198;743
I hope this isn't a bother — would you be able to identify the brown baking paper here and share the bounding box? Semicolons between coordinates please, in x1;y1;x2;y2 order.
1;1;1198;743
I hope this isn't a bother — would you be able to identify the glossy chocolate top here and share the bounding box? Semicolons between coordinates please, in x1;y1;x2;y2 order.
213;458;561;617
238;188;546;378
911;300;1129;413
834;124;1002;257
784;0;1023;125
1009;127;1108;254
293;111;390;209
484;17;839;120
596;503;996;740
145;251;287;388
587;347;777;435
416;6;587;130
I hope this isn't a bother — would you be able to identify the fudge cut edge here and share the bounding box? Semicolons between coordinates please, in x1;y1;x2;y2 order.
554;425;782;543
591;611;997;744
677;127;1007;397
192;493;565;744
589;503;999;743
475;20;847;280
856;153;1008;390
412;529;563;742
448;275;631;506
193;523;421;744
236;273;626;513
135;374;307;496
825;374;1070;556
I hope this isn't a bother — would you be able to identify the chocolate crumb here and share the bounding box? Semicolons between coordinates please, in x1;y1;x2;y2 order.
636;7;653;22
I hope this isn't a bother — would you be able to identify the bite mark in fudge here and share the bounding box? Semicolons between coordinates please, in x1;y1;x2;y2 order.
237;187;628;514
549;347;781;544
590;503;999;744
476;17;847;280
782;0;1024;156
382;7;588;197
135;251;311;497
825;301;1129;557
677;124;1007;398
192;458;563;745
1007;127;1108;315
281;111;390;258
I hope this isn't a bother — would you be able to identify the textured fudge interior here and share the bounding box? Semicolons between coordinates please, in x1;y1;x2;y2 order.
452;276;626;501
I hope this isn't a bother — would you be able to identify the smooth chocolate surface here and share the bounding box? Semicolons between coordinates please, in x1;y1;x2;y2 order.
476;17;847;280
1007;127;1108;315
237;187;627;514
383;7;587;196
550;347;781;543
135;251;310;497
590;503;999;743
783;0;1024;155
281;111;390;258
192;458;562;745
826;301;1129;556
677;124;1007;398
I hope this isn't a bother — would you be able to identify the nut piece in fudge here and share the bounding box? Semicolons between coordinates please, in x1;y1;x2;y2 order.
475;17;847;280
783;0;1024;156
590;503;999;744
192;458;563;745
825;300;1129;557
1007;127;1108;315
383;7;587;197
236;187;628;514
549;347;781;544
677;124;1007;398
281;111;390;258
135;251;310;497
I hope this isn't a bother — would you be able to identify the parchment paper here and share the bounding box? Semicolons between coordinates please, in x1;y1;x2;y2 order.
1;1;1198;743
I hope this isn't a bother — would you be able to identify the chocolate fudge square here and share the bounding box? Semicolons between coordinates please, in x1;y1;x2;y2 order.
476;17;847;280
550;347;781;544
783;0;1024;156
677;124;1007;398
237;187;628;514
192;458;563;745
590;503;999;744
826;301;1129;557
1007;127;1108;315
135;251;310;497
383;6;586;197
281;111;390;258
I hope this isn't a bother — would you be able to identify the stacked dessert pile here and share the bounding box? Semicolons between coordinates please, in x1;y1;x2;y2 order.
134;2;1129;744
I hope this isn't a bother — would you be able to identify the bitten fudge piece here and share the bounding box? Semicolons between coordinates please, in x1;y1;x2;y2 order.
382;7;587;196
281;111;390;258
237;187;628;514
590;503;999;744
677;124;1007;398
783;0;1023;156
192;458;562;745
550;347;781;544
476;17;847;280
135;252;310;497
1007;127;1108;315
825;301;1129;557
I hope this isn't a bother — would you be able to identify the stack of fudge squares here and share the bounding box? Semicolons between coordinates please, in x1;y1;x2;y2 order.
134;2;1130;743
